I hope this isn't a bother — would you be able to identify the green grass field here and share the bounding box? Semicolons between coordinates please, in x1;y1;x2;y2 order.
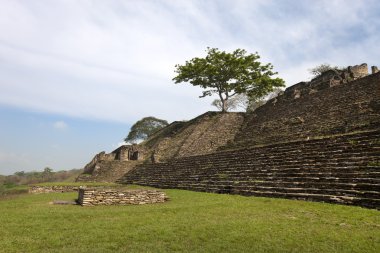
0;184;28;196
0;187;379;253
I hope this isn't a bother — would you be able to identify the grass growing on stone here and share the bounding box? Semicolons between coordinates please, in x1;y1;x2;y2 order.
0;188;378;253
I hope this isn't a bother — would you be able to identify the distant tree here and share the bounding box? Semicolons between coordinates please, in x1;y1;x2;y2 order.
44;167;52;173
173;47;285;112
125;117;169;143
14;171;25;177
42;167;53;180
1;168;82;186
309;63;342;78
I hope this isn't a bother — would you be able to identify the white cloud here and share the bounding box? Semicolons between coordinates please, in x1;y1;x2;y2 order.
0;0;379;174
0;0;378;124
53;121;68;130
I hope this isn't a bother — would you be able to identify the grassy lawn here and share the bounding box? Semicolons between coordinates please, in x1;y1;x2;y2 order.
0;188;379;253
0;184;28;196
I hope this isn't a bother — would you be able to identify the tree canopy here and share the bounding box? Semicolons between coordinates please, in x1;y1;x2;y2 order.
173;47;285;112
125;117;169;143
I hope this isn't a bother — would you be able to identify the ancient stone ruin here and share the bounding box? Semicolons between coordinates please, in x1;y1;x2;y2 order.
82;144;144;175
77;112;245;182
78;63;380;209
75;144;146;182
77;188;168;206
282;63;372;102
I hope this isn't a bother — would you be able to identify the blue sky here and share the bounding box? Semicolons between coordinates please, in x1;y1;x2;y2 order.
0;105;128;174
0;0;379;175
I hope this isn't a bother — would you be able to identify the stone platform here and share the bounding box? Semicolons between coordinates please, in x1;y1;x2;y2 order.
77;188;168;206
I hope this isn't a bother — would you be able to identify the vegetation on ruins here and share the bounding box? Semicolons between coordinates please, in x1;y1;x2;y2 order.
0;188;378;252
173;47;285;112
211;87;283;112
309;63;343;77
125;116;169;143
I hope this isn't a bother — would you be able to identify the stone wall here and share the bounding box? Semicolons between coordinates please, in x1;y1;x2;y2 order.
77;188;168;206
112;144;146;161
83;145;145;175
121;130;380;209
228;71;380;148
29;185;79;193
83;151;116;174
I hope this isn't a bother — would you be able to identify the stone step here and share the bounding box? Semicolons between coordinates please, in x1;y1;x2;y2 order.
162;158;379;168
183;179;380;190
135;172;380;181
159;181;379;196
232;181;380;191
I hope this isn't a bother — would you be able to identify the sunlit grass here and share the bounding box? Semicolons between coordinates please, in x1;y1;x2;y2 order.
0;188;378;253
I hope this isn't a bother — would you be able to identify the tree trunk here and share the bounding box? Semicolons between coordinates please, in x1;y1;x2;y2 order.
221;98;228;112
219;90;228;112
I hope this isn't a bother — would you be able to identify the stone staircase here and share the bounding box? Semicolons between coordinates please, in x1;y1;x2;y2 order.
120;130;380;209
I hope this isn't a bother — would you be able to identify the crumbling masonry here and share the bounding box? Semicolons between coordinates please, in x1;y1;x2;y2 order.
79;63;380;209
